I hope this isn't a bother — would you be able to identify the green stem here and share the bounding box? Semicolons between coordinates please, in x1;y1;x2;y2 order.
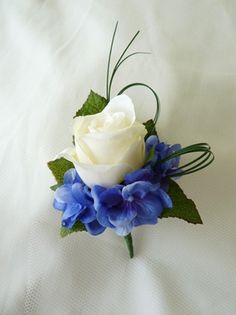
106;21;118;101
124;233;134;258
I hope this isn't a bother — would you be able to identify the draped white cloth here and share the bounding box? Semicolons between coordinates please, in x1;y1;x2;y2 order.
1;1;236;314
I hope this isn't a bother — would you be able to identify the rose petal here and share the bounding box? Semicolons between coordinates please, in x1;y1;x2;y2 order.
73;114;101;136
73;161;132;188
75;139;95;164
117;135;145;169
103;94;135;125
77;122;146;164
56;147;78;163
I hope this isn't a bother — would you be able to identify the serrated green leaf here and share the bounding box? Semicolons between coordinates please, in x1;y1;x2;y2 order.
160;179;203;224
143;119;157;139
48;158;74;184
60;221;86;238
74;90;108;117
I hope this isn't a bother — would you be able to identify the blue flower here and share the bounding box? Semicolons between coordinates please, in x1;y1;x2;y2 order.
92;181;172;236
125;136;181;190
53;169;106;236
146;135;181;176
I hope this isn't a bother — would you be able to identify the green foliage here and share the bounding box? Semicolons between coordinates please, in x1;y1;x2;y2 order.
50;184;61;191
143;119;157;139
74;90;108;117
160;179;203;224
60;221;86;238
48;158;74;184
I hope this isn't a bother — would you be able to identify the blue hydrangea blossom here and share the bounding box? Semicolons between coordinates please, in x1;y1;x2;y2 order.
53;169;106;235
125;135;181;190
91;181;172;236
145;135;181;176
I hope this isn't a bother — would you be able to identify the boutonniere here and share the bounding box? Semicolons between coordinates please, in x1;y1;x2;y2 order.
48;23;214;258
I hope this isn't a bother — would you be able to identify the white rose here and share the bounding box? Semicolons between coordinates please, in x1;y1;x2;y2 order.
59;94;146;187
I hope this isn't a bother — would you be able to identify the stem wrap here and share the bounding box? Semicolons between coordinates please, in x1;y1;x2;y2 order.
124;233;134;258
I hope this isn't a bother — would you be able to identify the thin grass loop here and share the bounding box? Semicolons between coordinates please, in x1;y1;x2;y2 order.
117;82;160;131
157;143;214;177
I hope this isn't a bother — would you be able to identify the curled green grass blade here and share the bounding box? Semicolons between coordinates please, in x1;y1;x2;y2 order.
118;82;160;127
157;143;214;177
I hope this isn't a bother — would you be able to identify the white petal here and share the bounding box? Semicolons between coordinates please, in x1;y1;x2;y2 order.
73;113;101;136
56;148;132;187
56;147;78;163
74;139;95;164
118;136;145;170
77;122;146;164
103;94;135;125
73;161;132;188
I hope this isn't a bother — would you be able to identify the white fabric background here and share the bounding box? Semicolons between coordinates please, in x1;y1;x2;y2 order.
1;1;236;314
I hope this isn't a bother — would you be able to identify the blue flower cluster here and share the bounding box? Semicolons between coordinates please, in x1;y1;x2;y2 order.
53;136;181;236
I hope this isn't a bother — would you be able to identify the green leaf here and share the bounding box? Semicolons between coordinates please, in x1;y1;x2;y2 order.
74;90;108;117
143;119;157;139
50;184;61;191
60;221;86;238
160;179;203;224
48;158;74;184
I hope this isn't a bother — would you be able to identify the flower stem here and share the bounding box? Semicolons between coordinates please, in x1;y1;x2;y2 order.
124;233;134;258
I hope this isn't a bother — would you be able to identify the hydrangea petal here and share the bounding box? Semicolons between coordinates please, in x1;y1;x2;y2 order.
158;189;173;208
99;186;123;206
136;194;163;218
64;168;82;185
61;203;82;228
124;167;153;184
122;181;152;200
55;185;76;204
62;214;80;229
63;168;76;184
79;207;97;223
71;183;91;206
146;135;159;151
96;206;114;228
85;220;106;236
108;202;137;226
114;221;134;236
62;203;83;219
53;199;66;211
91;185;107;211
